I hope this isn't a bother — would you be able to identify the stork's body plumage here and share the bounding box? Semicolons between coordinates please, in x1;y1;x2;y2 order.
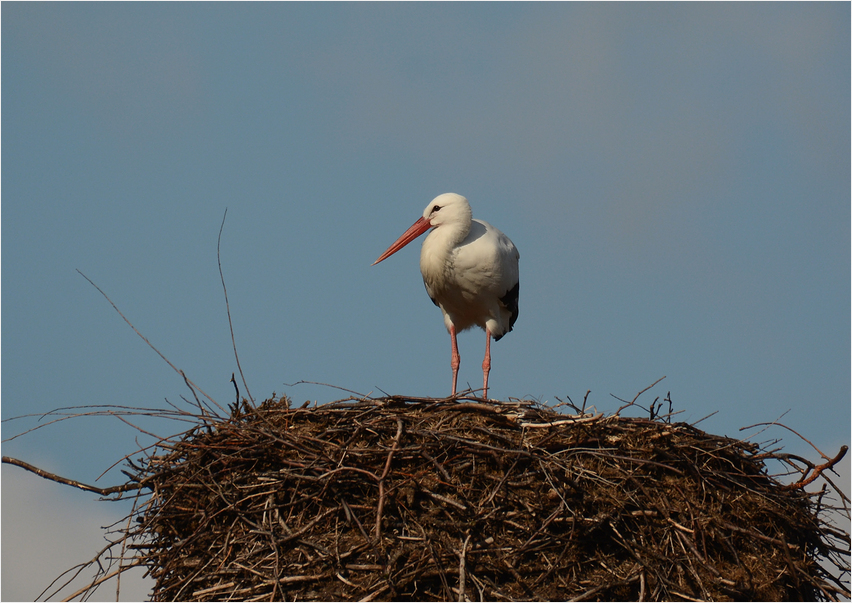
373;193;519;398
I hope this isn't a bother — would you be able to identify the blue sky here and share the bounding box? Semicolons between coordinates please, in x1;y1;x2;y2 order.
3;4;849;600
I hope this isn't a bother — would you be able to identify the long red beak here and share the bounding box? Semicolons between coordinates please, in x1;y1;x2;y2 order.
372;216;432;265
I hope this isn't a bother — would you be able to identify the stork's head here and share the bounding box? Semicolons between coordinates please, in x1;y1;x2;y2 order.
421;193;472;229
372;193;472;266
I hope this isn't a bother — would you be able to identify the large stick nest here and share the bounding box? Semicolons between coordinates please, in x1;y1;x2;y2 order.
124;396;849;602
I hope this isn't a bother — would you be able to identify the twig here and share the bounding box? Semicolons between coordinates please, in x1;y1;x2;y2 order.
217;208;254;406
374;417;404;541
230;372;240;407
457;534;471;602
76;269;225;415
2;457;145;496
780;445;848;491
740;419;833;460
284;380;369;398
115;488;144;600
519;413;604;428
690;410;718;426
614;376;667;415
59;561;144;603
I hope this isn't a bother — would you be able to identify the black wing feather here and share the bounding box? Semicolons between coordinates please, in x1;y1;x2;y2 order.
494;281;519;341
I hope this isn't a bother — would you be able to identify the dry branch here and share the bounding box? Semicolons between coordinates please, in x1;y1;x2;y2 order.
1;456;143;496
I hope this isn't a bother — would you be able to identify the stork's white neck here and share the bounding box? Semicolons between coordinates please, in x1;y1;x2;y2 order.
420;221;468;291
423;201;471;258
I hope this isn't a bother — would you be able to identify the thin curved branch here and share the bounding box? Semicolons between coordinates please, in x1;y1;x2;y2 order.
76;269;225;414
217;208;254;406
2;457;146;496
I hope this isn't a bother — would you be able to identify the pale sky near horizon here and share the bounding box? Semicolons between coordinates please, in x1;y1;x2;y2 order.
3;3;849;600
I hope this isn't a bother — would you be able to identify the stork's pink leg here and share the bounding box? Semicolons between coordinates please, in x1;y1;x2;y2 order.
450;325;460;395
482;329;492;399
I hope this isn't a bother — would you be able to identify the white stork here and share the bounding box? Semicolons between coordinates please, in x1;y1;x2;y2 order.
373;193;519;399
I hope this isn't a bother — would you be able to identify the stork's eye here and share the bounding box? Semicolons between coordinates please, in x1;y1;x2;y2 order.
431;205;442;213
